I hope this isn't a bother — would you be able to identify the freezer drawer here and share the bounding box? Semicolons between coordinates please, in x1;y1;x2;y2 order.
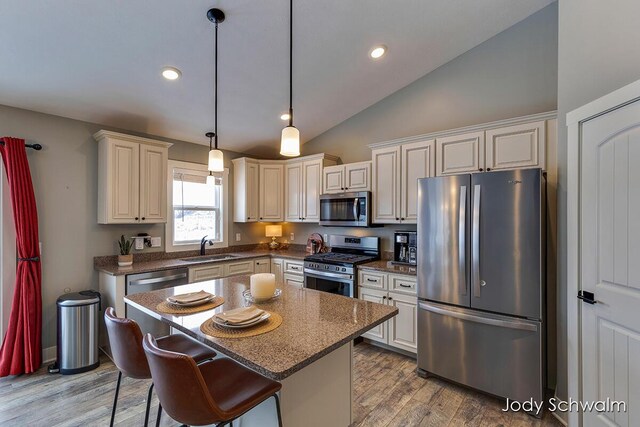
417;301;543;402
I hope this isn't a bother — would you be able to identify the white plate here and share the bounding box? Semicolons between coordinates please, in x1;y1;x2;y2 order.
166;295;215;307
212;312;271;329
242;288;282;303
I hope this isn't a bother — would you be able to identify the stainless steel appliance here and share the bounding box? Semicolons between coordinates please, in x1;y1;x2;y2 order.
319;191;372;227
417;168;545;404
304;235;380;297
126;268;189;336
54;291;101;374
393;231;417;265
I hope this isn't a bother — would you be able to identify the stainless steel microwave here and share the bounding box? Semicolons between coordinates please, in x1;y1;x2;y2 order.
319;191;372;227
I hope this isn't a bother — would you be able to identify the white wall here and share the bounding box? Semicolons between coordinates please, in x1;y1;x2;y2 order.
555;0;640;408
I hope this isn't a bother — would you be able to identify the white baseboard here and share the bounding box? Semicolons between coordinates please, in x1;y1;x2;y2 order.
42;346;56;364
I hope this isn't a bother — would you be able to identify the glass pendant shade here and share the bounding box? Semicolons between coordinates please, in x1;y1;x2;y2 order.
280;125;300;157
206;173;216;186
208;149;224;172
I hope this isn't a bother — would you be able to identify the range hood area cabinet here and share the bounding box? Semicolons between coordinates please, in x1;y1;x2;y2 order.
322;161;371;194
232;153;338;223
95;130;172;224
372;139;436;224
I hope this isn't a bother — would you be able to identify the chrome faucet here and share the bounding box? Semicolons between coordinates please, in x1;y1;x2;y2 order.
200;235;212;255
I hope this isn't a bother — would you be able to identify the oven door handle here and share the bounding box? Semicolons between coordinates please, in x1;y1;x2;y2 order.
303;269;353;282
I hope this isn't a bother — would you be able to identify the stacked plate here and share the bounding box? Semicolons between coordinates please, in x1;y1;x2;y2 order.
212;306;270;329
166;290;215;307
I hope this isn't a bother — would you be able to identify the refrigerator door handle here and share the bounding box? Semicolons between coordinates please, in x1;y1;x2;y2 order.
458;185;467;295
472;184;481;298
418;302;538;332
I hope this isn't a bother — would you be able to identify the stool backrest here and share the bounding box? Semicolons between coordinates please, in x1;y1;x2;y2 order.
104;307;151;379
142;333;225;425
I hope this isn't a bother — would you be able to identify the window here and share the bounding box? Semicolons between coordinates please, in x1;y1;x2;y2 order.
166;160;228;252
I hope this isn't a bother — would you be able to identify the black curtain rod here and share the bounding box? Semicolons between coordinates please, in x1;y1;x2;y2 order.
0;141;43;150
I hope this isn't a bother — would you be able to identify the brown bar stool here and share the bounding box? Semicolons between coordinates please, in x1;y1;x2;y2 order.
104;307;217;427
142;333;283;427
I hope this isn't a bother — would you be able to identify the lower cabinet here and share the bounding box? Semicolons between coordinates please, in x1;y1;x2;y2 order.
189;259;255;283
271;259;284;283
253;258;271;273
283;273;304;288
358;271;417;354
272;258;304;288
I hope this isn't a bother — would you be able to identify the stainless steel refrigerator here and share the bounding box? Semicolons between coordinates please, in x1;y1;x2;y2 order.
416;168;545;403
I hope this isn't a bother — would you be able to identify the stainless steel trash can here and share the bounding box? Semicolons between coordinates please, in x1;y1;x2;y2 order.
54;290;101;374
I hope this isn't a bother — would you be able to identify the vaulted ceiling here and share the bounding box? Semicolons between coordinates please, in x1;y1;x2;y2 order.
0;0;553;156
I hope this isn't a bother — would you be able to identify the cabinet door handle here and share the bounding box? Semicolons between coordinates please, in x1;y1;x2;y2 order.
486;168;491;171
135;217;139;220
141;217;145;220
388;296;393;301
479;168;484;172
399;283;412;288
382;296;387;300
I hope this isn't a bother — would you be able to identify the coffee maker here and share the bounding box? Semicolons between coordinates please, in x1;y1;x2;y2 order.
393;231;417;265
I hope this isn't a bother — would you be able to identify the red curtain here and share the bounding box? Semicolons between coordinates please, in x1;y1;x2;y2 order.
0;137;41;376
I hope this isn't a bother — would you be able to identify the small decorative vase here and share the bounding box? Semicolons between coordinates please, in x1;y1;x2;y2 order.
118;254;133;267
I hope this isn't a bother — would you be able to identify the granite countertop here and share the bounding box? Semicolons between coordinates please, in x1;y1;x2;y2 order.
95;248;308;276
124;276;397;380
358;260;418;276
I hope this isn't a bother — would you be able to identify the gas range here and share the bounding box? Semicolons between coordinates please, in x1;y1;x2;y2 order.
303;235;380;298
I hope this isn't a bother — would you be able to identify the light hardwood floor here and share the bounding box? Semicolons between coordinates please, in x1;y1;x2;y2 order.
0;343;562;426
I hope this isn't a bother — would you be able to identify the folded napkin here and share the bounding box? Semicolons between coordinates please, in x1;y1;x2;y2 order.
168;290;213;305
214;306;265;325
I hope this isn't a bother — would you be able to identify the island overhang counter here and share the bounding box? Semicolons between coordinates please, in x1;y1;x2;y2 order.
123;275;398;427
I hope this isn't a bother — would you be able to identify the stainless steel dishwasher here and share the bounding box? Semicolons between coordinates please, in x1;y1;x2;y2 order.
126;268;189;337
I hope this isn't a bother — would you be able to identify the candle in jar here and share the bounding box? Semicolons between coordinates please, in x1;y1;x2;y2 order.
250;273;276;299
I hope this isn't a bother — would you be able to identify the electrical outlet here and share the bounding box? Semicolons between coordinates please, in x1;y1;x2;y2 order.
289;233;295;241
134;237;144;250
235;233;242;242
323;234;328;242
150;237;161;247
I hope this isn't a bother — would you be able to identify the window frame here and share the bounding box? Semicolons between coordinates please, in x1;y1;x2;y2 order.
165;160;229;253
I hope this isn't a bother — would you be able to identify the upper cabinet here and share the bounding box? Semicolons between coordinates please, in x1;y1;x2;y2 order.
233;158;260;222
287;156;338;222
372;139;434;224
95;130;171;224
259;163;284;222
322;161;371;194
435;131;485;176
485;121;545;171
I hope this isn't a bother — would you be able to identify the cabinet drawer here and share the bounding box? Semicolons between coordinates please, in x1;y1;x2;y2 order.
388;274;417;295
284;273;304;288
359;270;387;290
284;260;304;275
224;260;254;277
189;264;225;283
253;258;271;273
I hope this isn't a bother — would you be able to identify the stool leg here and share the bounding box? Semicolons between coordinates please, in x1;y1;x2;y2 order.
273;394;283;427
144;383;154;426
110;371;122;427
155;403;162;427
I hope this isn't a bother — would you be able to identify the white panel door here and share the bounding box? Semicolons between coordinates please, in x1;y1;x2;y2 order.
323;165;344;194
246;161;260;222
302;160;322;222
259;164;284;221
435;131;485;176
139;144;167;223
581;99;640;427
358;287;387;343
271;259;284;284
344;162;371;192
372;146;401;223
400;139;435;223
388;292;417;353
109;140;139;222
285;162;303;222
485;121;545;171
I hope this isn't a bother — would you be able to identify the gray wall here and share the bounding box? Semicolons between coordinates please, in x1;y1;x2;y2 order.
555;0;640;407
0;104;262;349
301;4;558;162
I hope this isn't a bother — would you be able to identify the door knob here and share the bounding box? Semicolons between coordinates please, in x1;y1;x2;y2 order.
480;280;487;287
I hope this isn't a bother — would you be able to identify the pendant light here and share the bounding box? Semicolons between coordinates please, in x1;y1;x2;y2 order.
280;0;300;157
207;8;225;174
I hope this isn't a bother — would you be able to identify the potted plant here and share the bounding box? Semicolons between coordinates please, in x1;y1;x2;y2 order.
117;235;133;266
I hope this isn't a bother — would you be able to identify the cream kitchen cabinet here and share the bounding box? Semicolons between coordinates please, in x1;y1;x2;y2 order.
322;161;371;194
285;157;336;222
254;258;271;273
485;120;545;171
271;258;284;283
95;130;171;224
259;163;284;221
372;139;435;224
278;258;304;288
435;131;485;176
189;258;255;283
358;270;417;353
232;158;260;222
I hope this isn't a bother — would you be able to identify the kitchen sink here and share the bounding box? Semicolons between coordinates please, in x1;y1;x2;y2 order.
179;254;242;263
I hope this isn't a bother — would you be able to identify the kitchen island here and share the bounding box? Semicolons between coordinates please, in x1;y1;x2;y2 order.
124;275;397;426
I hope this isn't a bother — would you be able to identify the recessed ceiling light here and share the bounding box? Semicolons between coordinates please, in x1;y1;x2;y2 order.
280;113;291;121
369;45;387;59
161;67;182;80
